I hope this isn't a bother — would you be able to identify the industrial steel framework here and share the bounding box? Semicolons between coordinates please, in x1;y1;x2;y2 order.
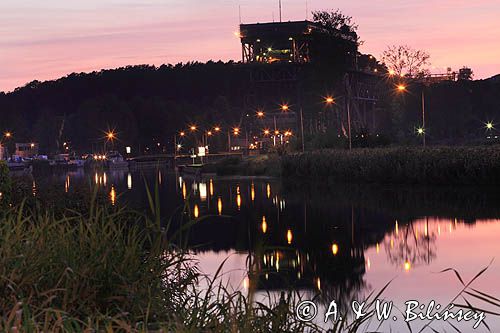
239;21;321;64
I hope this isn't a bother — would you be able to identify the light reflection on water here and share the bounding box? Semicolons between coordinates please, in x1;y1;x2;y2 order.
28;168;500;331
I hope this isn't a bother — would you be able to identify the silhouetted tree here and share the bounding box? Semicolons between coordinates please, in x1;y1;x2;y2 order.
381;45;430;78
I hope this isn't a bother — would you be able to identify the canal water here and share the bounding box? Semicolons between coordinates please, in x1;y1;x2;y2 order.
24;168;500;332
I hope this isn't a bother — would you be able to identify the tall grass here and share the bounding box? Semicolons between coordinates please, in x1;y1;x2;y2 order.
0;194;323;332
282;146;500;185
0;161;11;205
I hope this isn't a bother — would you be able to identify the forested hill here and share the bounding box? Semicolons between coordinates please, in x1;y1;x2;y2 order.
0;61;254;153
1;60;499;155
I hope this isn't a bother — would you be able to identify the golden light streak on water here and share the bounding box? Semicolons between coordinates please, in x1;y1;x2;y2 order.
261;216;267;233
194;204;199;218
287;229;293;244
110;186;116;206
182;182;187;200
65;175;70;193
209;179;214;196
217;197;222;215
266;183;271;198
243;276;249;290
251;182;255;201
404;260;411;272
236;194;241;210
331;243;339;255
127;173;132;190
199;182;207;201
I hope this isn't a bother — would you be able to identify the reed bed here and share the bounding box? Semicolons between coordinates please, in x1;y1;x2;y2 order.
281;146;500;185
0;196;322;332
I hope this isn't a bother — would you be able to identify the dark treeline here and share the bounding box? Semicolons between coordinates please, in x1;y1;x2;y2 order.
1;61;499;155
0;62;252;154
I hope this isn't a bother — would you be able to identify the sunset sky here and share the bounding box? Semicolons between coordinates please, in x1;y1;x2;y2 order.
1;0;499;92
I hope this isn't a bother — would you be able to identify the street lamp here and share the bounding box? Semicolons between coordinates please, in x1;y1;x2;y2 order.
256;110;265;118
325;96;335;104
396;84;407;92
104;130;116;153
485;122;494;130
280;104;289;112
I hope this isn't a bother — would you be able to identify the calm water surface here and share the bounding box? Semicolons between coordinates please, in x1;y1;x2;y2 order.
27;168;500;332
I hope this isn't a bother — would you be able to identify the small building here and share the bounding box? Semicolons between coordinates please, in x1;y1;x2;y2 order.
15;143;39;158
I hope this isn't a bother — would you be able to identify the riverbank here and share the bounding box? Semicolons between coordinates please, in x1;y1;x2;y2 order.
211;154;282;177
281;146;500;185
0;200;322;332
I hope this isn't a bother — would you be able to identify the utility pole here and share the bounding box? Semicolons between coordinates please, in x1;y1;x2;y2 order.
279;0;282;22
300;107;305;152
422;89;426;148
345;74;353;150
347;99;352;150
174;134;177;159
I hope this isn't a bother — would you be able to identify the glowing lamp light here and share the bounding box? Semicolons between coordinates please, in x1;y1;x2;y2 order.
214;126;221;132
190;125;197;131
397;84;407;92
256;111;265;118
486;122;494;130
388;69;396;76
207;131;213;136
325;97;335;104
281;104;289;111
417;127;425;135
4;132;12;138
263;129;270;135
233;128;240;135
